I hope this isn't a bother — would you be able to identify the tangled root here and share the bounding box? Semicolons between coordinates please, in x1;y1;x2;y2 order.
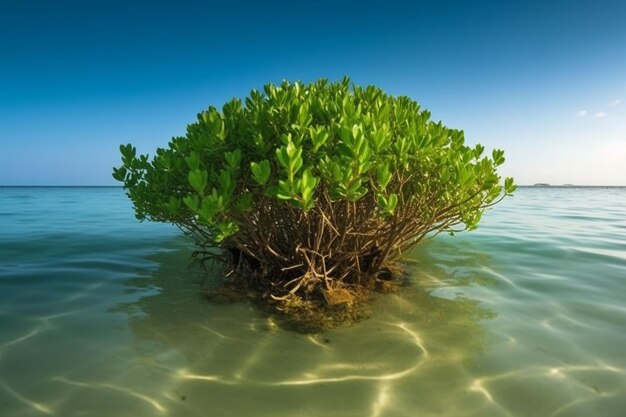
202;262;406;333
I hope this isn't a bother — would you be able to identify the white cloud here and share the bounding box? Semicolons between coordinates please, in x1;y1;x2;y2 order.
575;109;587;117
593;112;607;119
608;99;621;107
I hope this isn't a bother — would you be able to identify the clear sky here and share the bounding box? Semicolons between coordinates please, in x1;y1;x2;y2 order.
1;0;625;185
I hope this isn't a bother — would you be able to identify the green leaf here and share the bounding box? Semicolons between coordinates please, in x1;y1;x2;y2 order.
183;195;199;211
297;104;312;127
387;193;398;213
310;126;329;152
224;149;242;168
504;177;517;194
377;192;397;214
276;146;290;170
339;125;351;143
112;166;127;182
337;143;355;159
119;143;136;159
214;221;239;242
188;169;207;195
342;96;354;117
275;179;294;200
357;143;371;164
185;152;200;171
275;193;292;200
301;167;318;189
376;163;392;189
286;141;301;159
492;149;505;166
289;154;303;176
276;141;304;179
250;160;271;185
167;196;181;214
351;124;362;142
212;117;226;140
253;133;268;152
346;180;367;201
377;193;388;208
298;168;319;209
474;144;485;158
280;133;293;146
196;192;224;224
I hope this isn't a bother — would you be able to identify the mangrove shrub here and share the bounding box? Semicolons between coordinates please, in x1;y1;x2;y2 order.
113;78;515;326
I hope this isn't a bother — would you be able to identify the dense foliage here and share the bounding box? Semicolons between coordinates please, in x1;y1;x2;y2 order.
114;78;515;325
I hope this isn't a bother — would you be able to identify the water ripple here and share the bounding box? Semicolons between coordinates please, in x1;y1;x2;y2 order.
1;186;626;416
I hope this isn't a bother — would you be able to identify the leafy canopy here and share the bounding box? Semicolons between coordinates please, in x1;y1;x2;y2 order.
114;77;514;244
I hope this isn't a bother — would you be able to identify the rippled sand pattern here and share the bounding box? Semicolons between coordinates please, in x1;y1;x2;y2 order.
1;187;625;416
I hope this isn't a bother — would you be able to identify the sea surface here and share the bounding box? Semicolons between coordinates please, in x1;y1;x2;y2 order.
0;186;625;417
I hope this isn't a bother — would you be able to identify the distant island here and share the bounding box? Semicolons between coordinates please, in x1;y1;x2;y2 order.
532;183;580;187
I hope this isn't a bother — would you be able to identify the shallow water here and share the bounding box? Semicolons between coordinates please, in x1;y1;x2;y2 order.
0;186;625;417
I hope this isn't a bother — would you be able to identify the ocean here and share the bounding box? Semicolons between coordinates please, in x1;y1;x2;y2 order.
1;186;625;416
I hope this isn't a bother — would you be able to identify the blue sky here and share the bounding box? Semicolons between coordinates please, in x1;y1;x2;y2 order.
1;0;625;185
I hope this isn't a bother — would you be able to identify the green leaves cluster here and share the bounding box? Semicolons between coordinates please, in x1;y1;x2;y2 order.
114;77;515;245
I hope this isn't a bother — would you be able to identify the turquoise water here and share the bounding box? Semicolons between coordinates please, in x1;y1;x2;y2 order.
1;186;625;416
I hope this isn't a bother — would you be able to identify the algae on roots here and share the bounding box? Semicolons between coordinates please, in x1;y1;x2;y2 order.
203;264;407;333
